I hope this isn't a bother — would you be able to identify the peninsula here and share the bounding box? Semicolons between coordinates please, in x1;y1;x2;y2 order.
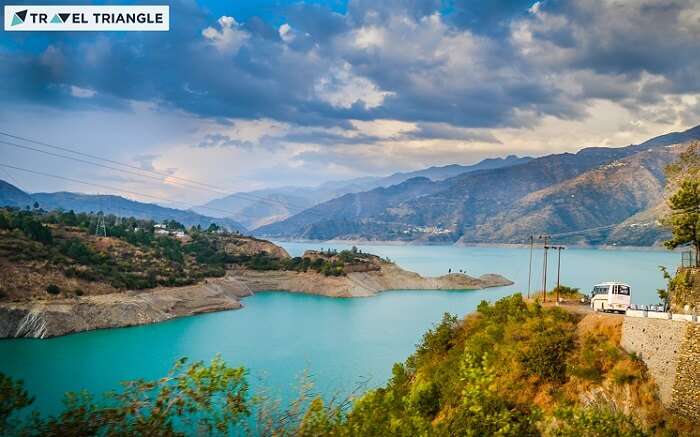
0;208;511;338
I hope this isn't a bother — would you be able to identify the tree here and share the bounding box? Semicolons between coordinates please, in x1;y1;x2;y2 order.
2;356;249;436
0;373;33;434
663;178;700;265
663;142;700;266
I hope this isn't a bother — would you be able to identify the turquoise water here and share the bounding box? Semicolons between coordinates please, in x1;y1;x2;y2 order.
0;244;680;417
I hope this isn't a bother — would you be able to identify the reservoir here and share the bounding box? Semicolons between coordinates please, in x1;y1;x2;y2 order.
0;244;679;416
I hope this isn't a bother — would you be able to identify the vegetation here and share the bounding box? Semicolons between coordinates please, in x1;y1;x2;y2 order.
546;285;582;301
1;357;248;436
0;208;392;301
1;295;691;436
663;141;700;265
45;284;60;295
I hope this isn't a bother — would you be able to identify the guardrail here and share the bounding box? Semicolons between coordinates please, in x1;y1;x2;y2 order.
625;304;698;322
681;250;697;268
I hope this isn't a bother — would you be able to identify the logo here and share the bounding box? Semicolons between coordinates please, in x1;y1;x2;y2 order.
5;5;169;31
10;9;26;26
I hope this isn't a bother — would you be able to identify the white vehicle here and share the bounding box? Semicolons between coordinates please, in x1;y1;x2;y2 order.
590;282;631;313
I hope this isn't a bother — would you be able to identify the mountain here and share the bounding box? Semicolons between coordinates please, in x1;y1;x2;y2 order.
197;155;532;229
0;180;33;207
0;181;246;232
194;188;316;230
369;155;533;188
460;146;680;245
255;125;700;245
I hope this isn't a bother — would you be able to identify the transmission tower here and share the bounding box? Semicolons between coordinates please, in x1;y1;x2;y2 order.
95;212;107;238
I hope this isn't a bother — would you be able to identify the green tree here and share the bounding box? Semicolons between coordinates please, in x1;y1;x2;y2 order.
664;142;700;265
0;373;33;435
2;356;249;436
663;178;700;265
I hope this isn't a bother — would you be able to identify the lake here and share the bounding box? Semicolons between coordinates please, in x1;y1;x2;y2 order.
0;243;680;417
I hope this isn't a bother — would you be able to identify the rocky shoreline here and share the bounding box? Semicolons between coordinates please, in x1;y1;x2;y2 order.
0;265;512;339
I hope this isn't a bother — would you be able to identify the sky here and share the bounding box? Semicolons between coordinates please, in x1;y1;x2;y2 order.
1;0;700;207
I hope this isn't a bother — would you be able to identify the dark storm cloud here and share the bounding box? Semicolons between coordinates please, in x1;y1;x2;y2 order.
519;0;700;96
2;0;700;138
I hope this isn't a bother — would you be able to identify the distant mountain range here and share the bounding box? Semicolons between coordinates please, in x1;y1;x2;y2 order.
0;181;246;232
3;124;698;246
254;125;700;246
195;154;533;229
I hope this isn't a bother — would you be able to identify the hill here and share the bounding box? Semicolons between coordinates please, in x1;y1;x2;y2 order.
0;207;275;302
0;207;511;338
197;155;532;229
255;125;700;245
3;295;694;434
0;181;246;233
0;180;33;207
461;145;681;245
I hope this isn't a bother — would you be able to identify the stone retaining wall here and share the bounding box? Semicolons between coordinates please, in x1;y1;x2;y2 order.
620;317;686;405
621;317;700;423
672;324;700;420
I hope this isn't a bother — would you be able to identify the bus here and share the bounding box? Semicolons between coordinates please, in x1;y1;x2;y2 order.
590;282;631;313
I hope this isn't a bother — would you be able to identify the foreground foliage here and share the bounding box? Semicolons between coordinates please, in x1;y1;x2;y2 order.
663;141;700;265
1;295;692;436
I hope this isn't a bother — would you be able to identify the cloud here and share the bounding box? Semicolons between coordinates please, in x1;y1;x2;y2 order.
314;62;393;109
278;23;294;43
2;0;700;195
70;86;96;98
0;1;577;130
202;16;250;53
408;123;502;143
196;133;255;149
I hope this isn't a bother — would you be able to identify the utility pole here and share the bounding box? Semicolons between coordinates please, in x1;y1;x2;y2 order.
550;245;565;304
527;235;534;299
540;235;549;302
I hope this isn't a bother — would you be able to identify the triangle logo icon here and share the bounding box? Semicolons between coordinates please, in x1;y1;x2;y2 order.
50;14;63;24
11;10;27;26
58;13;70;22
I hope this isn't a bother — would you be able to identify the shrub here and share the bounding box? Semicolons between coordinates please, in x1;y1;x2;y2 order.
610;360;641;385
45;284;60;295
520;325;575;382
409;380;441;417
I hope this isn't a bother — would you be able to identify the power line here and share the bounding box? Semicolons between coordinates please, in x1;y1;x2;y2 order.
0;131;317;214
0;138;312;214
0;162;252;221
0;131;221;190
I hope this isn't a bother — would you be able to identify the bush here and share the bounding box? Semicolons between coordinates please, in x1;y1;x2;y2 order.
45;284;60;295
520;325;575;382
551;285;581;297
